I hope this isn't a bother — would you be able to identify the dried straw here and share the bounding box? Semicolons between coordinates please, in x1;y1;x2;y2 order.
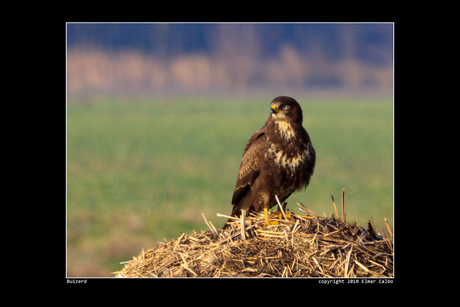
114;202;393;278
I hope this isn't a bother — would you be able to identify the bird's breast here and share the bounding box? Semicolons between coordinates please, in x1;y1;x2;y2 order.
268;142;310;173
274;121;296;141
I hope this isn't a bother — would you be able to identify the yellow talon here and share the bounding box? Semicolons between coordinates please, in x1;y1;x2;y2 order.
273;203;293;220
263;208;279;227
277;212;292;219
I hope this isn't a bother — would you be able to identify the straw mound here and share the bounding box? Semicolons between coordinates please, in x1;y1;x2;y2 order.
114;204;393;278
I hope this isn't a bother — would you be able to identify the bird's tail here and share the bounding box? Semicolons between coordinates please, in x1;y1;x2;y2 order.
223;204;251;230
223;210;238;230
223;192;252;229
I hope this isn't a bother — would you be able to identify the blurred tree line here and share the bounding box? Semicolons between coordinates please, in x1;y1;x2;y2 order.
67;23;393;95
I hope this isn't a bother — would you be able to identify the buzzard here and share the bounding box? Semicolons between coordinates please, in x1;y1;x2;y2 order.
226;96;316;227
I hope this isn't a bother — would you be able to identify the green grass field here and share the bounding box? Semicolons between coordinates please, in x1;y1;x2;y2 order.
67;95;393;276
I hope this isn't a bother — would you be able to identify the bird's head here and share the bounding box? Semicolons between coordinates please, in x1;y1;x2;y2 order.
270;96;303;124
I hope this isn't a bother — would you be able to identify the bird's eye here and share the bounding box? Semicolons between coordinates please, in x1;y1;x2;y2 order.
280;104;288;110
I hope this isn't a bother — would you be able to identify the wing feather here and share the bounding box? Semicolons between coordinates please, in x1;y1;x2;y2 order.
231;131;268;205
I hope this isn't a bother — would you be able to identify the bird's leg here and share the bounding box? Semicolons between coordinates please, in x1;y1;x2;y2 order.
263;207;279;227
264;207;269;224
259;192;279;227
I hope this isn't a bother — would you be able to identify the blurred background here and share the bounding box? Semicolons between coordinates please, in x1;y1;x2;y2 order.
67;23;393;96
66;23;393;277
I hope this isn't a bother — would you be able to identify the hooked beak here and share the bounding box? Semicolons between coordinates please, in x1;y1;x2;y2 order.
270;105;278;114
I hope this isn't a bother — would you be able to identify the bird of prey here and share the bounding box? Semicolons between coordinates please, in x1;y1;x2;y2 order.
226;96;316;227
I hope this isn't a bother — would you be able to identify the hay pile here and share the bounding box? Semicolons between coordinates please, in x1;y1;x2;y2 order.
114;203;393;278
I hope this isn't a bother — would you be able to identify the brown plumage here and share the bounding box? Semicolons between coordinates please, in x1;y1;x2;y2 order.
225;96;316;227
